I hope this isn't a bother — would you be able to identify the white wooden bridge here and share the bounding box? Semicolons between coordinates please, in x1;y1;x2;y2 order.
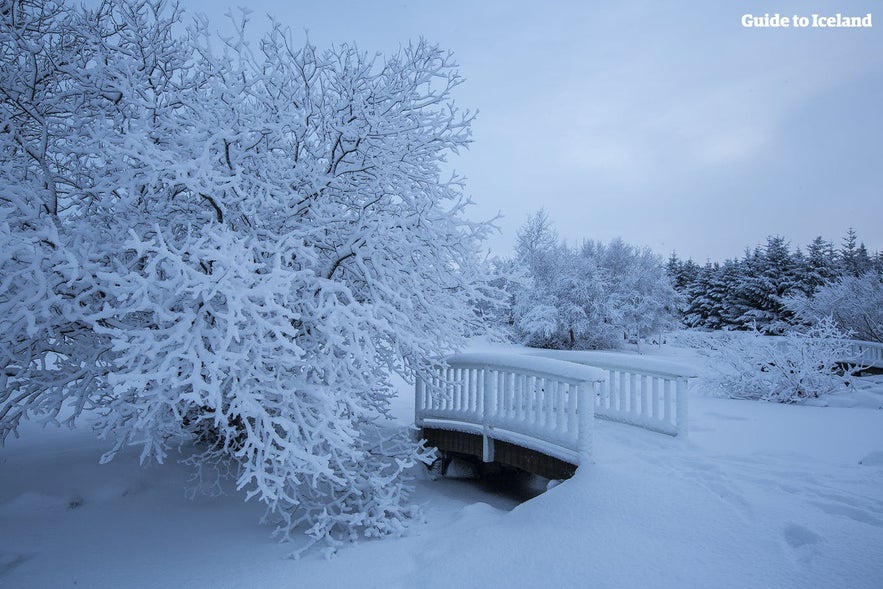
414;339;883;478
414;350;696;479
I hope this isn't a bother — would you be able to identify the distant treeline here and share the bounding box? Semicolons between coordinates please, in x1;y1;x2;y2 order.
666;229;883;333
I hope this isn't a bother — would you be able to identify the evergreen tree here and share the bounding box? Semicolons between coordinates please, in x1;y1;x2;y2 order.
855;243;873;276
805;236;840;292
719;258;752;329
666;252;682;287
666;252;699;293
735;237;800;333
840;227;860;276
684;263;715;328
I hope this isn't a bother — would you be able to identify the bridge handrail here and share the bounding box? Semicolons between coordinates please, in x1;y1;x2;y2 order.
415;352;605;465
526;349;698;379
528;349;695;438
442;352;609;383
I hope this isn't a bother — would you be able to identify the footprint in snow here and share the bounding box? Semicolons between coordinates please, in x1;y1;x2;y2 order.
783;523;823;564
783;523;822;549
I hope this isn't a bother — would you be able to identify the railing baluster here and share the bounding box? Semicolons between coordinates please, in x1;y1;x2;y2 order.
504;371;512;418
618;371;627;412
629;373;637;413
651;377;659;419
555;380;566;433
578;380;594;463
603;370;612;410
515;373;525;423
567;382;578;437
497;370;505;416
470;368;478;413
445;367;453;413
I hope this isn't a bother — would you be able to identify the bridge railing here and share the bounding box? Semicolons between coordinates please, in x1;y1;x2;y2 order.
843;339;883;369
528;350;696;438
415;353;606;465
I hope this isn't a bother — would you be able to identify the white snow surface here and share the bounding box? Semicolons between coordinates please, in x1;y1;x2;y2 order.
3;338;883;588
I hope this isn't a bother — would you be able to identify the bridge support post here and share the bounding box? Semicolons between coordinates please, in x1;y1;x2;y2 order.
577;380;594;464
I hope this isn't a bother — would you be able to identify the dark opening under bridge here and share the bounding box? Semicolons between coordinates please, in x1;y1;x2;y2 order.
414;340;883;479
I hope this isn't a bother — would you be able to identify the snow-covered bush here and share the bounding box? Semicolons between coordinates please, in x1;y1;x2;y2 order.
1;0;489;550
785;273;883;343
704;318;858;403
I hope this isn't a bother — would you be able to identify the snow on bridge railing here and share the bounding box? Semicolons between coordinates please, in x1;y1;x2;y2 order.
843;339;883;369
528;350;697;438
415;352;606;466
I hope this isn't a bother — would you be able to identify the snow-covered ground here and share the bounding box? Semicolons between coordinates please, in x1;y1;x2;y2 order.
2;340;883;588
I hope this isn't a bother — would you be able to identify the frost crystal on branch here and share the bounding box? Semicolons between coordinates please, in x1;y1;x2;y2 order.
1;0;489;549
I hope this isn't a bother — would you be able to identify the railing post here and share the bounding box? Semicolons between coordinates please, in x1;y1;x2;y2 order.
676;377;688;439
482;368;495;462
414;375;424;428
577;380;594;464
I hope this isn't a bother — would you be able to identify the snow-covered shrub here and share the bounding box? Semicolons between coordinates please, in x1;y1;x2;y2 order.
785;273;883;343
1;0;489;550
704;318;858;403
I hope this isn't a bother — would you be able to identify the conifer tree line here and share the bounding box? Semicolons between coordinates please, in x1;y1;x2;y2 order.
498;215;883;349
665;229;883;339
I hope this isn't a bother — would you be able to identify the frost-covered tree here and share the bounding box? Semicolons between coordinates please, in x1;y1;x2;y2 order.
1;0;493;550
785;273;883;343
593;238;680;346
511;213;678;349
477;256;527;334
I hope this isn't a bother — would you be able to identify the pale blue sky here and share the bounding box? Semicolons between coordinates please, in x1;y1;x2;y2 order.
182;0;882;262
